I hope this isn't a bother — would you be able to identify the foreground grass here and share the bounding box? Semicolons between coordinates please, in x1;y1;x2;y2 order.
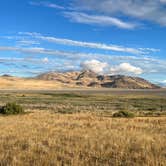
0;111;165;166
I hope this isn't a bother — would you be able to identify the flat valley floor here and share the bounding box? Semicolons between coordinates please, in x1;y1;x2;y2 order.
0;89;165;165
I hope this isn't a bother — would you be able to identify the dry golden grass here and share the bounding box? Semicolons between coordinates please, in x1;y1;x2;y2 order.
0;111;165;166
0;77;63;90
0;77;91;90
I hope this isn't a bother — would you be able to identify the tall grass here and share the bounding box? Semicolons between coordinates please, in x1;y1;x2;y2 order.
0;111;165;166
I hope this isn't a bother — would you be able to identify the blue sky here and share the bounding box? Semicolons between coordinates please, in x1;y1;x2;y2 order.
0;0;166;83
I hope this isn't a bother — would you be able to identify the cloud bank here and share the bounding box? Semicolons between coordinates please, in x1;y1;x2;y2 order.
73;0;166;26
29;1;166;29
0;44;166;78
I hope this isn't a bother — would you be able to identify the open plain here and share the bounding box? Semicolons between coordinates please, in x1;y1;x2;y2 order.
0;89;165;165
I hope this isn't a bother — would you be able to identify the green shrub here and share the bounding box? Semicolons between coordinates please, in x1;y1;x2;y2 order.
113;110;135;118
0;102;24;115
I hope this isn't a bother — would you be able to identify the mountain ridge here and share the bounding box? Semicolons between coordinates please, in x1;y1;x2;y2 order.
35;70;160;89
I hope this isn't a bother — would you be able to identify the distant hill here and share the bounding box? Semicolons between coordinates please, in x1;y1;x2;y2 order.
0;70;160;89
155;82;166;88
36;70;160;89
1;74;12;77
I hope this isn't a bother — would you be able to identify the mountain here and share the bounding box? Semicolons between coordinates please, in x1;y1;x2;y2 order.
36;70;160;89
36;71;80;84
1;74;12;77
0;70;160;89
155;82;166;88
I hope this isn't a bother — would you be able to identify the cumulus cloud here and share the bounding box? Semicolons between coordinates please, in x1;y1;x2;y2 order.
81;60;143;75
73;0;166;26
81;60;108;74
64;12;137;29
110;63;143;75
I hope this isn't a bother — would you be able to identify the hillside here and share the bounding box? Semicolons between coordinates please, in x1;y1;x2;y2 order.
36;70;160;89
0;70;160;89
0;75;63;90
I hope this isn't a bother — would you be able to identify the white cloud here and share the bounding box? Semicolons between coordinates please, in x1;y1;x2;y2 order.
73;0;166;26
17;40;40;46
29;1;65;10
0;46;106;60
110;63;143;75
139;47;160;53
81;60;108;74
160;0;166;4
19;32;160;55
0;45;163;62
0;46;75;58
0;57;49;65
29;1;166;28
64;11;137;29
81;60;143;75
1;45;166;76
162;80;166;83
42;57;49;63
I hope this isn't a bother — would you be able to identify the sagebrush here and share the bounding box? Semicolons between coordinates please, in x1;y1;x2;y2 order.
0;102;24;115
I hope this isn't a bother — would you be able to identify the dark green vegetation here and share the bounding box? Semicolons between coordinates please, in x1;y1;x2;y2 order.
113;110;135;118
0;89;166;117
0;102;24;115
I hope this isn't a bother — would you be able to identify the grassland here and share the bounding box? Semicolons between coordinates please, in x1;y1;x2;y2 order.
0;90;166;165
0;89;166;116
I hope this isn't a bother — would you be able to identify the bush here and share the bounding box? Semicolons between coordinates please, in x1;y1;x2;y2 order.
113;110;135;118
0;102;24;115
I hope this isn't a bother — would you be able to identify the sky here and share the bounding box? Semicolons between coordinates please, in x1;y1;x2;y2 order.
0;0;166;83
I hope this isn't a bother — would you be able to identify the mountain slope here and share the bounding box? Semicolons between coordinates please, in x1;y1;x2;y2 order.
36;70;160;89
0;75;63;90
